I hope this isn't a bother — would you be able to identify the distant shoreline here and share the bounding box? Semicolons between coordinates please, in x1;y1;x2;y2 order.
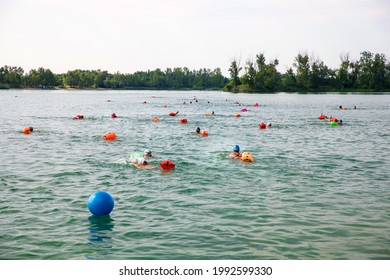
2;86;389;95
2;51;390;93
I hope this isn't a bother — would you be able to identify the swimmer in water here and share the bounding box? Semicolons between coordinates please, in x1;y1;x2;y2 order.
227;145;242;159
131;158;154;169
195;127;201;134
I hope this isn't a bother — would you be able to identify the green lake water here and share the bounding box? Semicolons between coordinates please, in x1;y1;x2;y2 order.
0;90;389;259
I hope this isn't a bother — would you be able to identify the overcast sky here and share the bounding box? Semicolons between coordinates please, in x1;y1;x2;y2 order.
0;0;389;75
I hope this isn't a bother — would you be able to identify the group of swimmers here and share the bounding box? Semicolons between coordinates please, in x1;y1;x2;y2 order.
25;97;356;171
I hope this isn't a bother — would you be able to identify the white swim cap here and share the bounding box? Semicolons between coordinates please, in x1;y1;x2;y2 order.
144;149;152;155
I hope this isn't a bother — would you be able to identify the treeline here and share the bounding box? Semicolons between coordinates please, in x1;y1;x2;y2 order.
0;66;228;90
1;51;390;92
225;51;390;92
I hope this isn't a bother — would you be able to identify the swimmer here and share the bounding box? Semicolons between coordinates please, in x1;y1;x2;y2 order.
169;111;179;116
227;145;242;159
267;122;272;128
73;114;84;119
318;113;328;120
195;127;201;134
131;158;154;169
111;113;117;118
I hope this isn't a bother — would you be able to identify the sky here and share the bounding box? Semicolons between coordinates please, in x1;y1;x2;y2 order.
0;0;389;75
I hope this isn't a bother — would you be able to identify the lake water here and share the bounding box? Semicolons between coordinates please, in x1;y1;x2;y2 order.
0;90;389;260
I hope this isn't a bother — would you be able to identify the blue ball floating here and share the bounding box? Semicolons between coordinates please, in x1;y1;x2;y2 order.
88;191;114;216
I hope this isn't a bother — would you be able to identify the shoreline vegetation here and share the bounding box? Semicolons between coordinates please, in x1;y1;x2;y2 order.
1;51;390;93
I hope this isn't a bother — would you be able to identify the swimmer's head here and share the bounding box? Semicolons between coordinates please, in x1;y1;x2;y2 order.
29;127;34;132
233;145;240;152
196;127;201;133
144;149;152;157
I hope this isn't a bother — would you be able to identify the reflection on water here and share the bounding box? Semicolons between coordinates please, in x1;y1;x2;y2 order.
86;215;115;259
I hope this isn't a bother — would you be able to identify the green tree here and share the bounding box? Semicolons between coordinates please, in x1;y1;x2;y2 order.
0;65;24;87
281;67;297;91
293;53;310;90
228;59;242;87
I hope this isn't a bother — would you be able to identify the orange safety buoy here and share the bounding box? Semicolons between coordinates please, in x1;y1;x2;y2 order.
152;117;160;122
180;118;188;124
318;115;326;120
160;160;175;171
235;113;241;117
201;130;209;137
169;111;178;116
259;122;266;129
22;127;32;134
103;132;116;140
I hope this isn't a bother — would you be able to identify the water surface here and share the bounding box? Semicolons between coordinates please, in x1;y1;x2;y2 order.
0;90;389;259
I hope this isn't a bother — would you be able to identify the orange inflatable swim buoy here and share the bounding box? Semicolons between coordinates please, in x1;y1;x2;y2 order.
259;122;266;129
22;127;33;134
103;132;116;140
201;130;208;137
180;118;188;124
169;111;179;116
160;160;175;171
235;113;241;117
318;115;326;120
152;117;160;122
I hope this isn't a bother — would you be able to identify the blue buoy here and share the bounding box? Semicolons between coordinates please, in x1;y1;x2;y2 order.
88;191;114;216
